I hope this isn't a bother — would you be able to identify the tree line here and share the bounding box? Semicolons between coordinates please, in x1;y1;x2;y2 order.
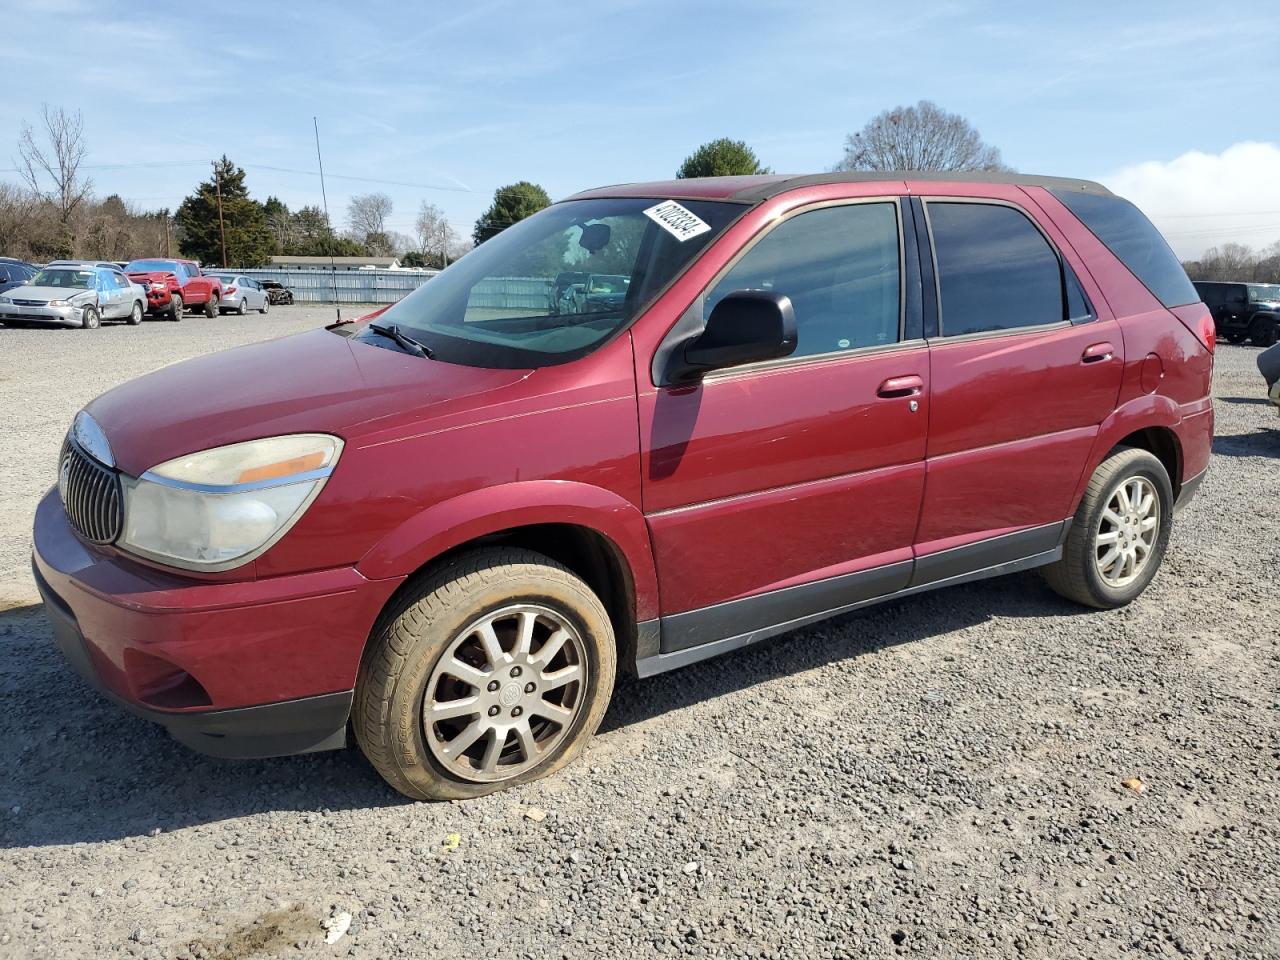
6;100;1276;281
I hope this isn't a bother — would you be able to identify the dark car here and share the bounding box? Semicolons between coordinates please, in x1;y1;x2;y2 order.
1193;280;1280;346
34;172;1213;800
259;279;294;305
0;257;38;294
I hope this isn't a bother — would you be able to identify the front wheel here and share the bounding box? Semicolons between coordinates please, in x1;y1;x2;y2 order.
1250;318;1279;347
354;547;616;800
1043;447;1173;609
81;305;100;330
259;298;269;315
169;294;183;320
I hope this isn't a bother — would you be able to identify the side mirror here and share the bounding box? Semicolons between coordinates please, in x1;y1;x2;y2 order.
673;290;797;381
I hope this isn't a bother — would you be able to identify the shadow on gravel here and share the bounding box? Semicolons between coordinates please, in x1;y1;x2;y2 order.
2;572;1083;848
600;571;1088;735
0;603;408;850
1218;396;1271;406
1212;430;1280;458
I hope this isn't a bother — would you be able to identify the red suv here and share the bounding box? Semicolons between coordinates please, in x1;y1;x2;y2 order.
33;173;1214;799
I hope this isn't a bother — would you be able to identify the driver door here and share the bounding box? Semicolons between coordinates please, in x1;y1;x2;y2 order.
638;199;929;652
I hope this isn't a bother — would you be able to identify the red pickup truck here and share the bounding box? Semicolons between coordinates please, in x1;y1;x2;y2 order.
123;258;223;319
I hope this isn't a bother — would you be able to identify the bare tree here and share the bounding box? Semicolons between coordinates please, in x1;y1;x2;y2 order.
346;192;392;249
414;201;460;265
0;182;38;256
835;100;1011;173
17;104;93;231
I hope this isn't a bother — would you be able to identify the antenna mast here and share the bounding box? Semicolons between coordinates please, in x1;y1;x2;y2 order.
313;117;340;323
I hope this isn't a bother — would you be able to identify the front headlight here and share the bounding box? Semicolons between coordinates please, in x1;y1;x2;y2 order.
120;434;343;571
149;282;165;291
48;299;70;307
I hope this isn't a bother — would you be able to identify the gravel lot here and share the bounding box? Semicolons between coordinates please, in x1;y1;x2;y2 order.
1;310;1277;959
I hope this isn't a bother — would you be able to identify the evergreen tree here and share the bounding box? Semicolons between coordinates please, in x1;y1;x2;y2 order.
175;156;274;267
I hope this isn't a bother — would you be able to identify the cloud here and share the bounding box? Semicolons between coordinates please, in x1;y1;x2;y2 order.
1101;142;1280;259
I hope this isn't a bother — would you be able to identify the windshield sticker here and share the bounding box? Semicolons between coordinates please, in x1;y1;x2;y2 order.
643;200;711;242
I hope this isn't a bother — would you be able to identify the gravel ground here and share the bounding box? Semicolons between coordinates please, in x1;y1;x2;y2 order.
0;314;1277;960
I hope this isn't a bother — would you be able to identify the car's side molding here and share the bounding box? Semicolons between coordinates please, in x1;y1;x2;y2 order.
356;480;661;622
636;520;1067;678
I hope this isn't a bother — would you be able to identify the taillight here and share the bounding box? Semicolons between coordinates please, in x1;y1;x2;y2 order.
1198;314;1216;354
224;287;236;295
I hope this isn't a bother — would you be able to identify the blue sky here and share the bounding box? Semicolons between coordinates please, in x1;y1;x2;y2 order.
2;0;1278;257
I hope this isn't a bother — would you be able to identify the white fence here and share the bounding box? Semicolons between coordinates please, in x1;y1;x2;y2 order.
232;268;439;304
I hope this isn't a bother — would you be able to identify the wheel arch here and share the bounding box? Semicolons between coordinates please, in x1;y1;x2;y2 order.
1070;396;1185;513
356;480;660;658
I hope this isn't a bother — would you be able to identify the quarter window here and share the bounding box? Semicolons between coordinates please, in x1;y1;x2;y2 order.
706;202;901;358
929;202;1064;336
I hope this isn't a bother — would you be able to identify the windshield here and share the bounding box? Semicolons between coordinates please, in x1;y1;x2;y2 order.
1248;283;1280;303
352;197;742;367
30;269;93;289
209;274;235;284
126;259;178;273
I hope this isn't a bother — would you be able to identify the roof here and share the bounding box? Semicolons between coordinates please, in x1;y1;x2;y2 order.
566;171;1113;204
271;255;400;268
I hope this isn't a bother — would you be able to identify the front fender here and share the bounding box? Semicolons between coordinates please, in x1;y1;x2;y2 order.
356;480;659;621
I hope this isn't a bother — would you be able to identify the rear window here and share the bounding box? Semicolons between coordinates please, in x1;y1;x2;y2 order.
1050;189;1197;308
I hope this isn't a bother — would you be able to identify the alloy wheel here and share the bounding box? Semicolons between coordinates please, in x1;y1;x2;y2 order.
423;604;587;783
1094;476;1159;588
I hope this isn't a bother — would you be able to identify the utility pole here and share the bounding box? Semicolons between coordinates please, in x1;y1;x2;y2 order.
163;214;172;257
213;161;228;268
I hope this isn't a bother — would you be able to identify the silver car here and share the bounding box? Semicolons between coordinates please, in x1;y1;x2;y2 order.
0;265;145;329
208;274;270;315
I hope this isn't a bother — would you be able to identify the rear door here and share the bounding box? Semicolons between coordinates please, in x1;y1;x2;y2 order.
914;194;1123;578
639;198;929;650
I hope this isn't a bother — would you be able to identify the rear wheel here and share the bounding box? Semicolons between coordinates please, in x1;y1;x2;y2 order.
1043;447;1173;609
204;294;219;318
236;298;248;315
1225;330;1246;344
126;301;143;325
354;547;616;800
169;294;183;320
80;305;100;330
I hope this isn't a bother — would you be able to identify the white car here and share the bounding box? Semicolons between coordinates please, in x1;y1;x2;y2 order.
0;265;144;328
207;274;270;315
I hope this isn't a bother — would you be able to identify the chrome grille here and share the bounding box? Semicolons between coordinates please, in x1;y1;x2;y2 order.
12;299;46;307
59;439;123;544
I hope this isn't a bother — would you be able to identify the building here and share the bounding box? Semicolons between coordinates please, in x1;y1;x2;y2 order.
269;255;402;271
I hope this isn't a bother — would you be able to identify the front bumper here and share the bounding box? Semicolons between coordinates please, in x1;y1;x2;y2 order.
0;302;85;327
31;489;403;759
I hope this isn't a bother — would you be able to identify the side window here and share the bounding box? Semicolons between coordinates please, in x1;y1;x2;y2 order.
928;202;1064;336
705;202;901;358
0;267;9;282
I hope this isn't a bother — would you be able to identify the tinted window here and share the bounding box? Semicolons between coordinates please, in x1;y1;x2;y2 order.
0;267;8;282
706;202;901;358
929;202;1063;336
1050;189;1197;308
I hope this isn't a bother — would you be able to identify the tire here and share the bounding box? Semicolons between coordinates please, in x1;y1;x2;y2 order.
259;298;269;315
1249;317;1279;347
80;305;100;330
1042;447;1173;609
169;294;183;321
126;301;143;326
1225;331;1246;344
284;293;293;305
204;294;218;319
236;298;248;316
354;547;617;801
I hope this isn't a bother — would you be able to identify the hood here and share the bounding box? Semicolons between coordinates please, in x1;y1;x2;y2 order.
3;284;94;302
127;271;176;284
85;328;531;476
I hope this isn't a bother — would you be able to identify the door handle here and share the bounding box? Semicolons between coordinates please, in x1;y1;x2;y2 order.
876;374;924;398
1081;342;1115;363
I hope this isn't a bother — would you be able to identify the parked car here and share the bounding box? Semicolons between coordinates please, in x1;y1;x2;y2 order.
0;263;144;328
0;256;38;294
207;273;270;315
260;279;294;305
123;258;223;320
1259;342;1280;416
1193;280;1280;346
552;271;631;315
34;172;1213;800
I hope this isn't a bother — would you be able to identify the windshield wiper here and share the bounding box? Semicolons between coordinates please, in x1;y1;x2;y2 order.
366;322;435;359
